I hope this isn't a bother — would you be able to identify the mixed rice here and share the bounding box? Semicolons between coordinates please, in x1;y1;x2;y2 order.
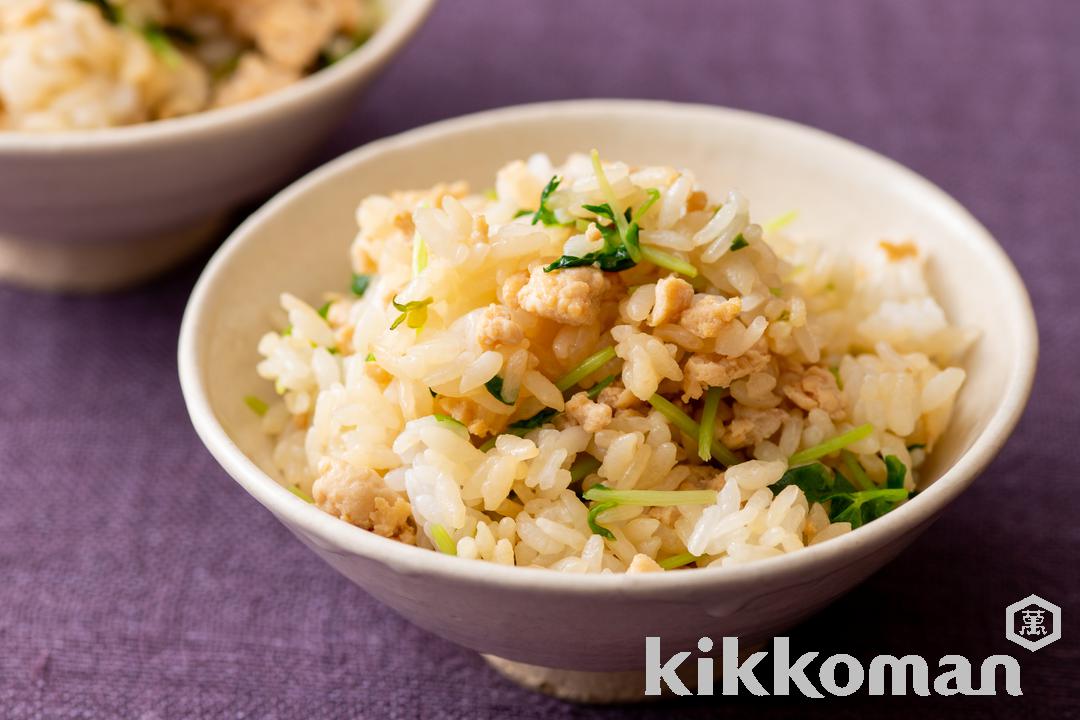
251;153;975;573
0;0;379;131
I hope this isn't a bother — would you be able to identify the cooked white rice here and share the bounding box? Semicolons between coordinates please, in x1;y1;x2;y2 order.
252;152;975;573
0;0;379;131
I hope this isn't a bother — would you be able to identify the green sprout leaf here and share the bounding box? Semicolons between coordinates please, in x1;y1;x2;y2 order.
769;457;912;529
430;524;457;555
484;376;517;405
81;0;122;24
317;301;332;319
412;235;429;275
586;374;616;400
288;485;314;503
587;500;618;540
506;408;559;435
531;176;563;226
884;454;907;489
633;188;662;222
244;395;268;417
390;296;433;331
697;387;723;462
764;210;798;233
351;273;372;297
789;423;874;467
583;484;718;507
647;394;739;467
143;23;181;66
433;414;468;435
658;552;701;570
841;449;872;490
729;233;749;252
555;347;616;392
570;455;601;483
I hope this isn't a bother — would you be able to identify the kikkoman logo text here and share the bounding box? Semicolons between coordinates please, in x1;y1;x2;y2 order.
645;637;1023;697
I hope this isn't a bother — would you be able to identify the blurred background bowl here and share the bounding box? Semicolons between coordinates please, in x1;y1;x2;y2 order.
179;100;1036;699
0;0;435;294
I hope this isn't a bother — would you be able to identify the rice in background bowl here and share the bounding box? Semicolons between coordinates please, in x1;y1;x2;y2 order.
0;0;382;131
0;0;434;292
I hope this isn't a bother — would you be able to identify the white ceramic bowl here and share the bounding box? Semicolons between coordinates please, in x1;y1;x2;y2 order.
178;100;1037;694
0;0;434;293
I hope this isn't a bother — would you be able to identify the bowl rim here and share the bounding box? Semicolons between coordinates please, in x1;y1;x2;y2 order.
179;98;1038;595
0;0;436;153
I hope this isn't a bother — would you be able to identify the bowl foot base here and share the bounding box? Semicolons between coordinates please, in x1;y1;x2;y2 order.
0;213;228;293
482;643;764;704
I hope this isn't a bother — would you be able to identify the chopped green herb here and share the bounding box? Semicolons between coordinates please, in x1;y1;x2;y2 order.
288;485;314;503
317;301;331;319
390;296;433;330
640;245;698;278
555;347;616;392
211;54;240;80
789;423;874;466
412;235;428;275
141;23;185;66
770;462;839;500
507;408;559;435
584;484;718;507
729;233;749;252
351;273;372;297
633;188;662;222
769;287;784;297
884;454;907;489
590;151;632;237
544;244;637;273
841;449;872;490
764;210;798;233
829;487;909;529
513;209;532;218
433;414;468;434
828;366;843;389
647;394;739;467
586;374;616;400
162;26;198;45
365;352;375;362
478;437;497;452
484;376;517;405
697;387;723;462
81;0;122;24
316;29;372;67
281;325;292;337
531;176;563;226
658;552;701;570
768;457;911;529
543;153;645;273
430;524;457;555
570;455;601;483
244;395;268;417
587;500;618;540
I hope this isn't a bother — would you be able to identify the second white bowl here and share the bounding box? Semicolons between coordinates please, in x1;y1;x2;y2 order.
0;0;435;292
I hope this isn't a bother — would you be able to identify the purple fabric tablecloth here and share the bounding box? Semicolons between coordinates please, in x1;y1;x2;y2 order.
2;1;1078;717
